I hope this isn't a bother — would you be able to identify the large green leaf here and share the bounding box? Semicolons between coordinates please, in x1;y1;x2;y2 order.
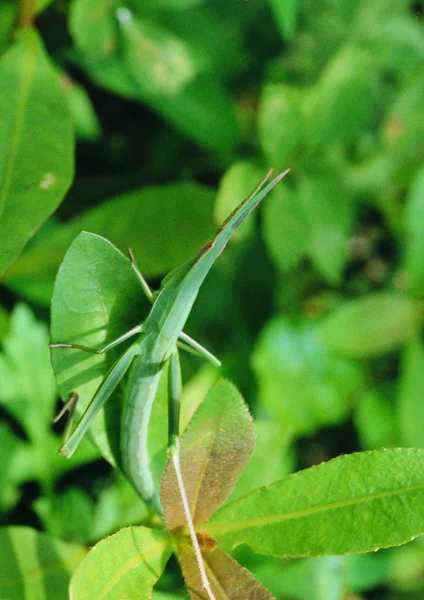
209;448;424;557
318;294;422;358
0;526;86;600
160;379;255;530
252;317;362;435
177;542;275;600
70;526;172;600
0;29;73;277
398;337;424;448
50;232;147;465
5;181;216;305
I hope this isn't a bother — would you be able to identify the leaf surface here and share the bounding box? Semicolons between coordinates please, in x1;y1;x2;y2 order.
177;542;275;600
70;526;172;600
160;379;255;530
209;449;424;557
0;526;85;600
0;29;73;276
404;165;424;295
318;294;422;357
398;337;424;448
50;232;147;464
5;182;215;305
252;317;362;435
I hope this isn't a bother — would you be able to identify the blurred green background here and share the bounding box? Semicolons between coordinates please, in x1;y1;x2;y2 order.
1;0;424;598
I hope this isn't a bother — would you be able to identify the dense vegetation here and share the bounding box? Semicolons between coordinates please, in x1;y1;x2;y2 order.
1;0;424;598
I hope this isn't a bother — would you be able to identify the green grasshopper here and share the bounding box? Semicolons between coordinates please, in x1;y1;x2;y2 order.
50;168;289;519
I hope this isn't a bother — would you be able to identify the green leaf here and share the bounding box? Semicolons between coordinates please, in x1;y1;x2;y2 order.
299;174;352;284
252;317;362;435
50;232;147;465
258;84;303;166
177;542;275;600
305;45;376;146
398;337;424;448
354;388;396;450
118;12;196;95
0;526;86;600
0;1;16;55
262;183;308;271
268;0;299;40
228;421;294;502
0;29;74;277
215;161;265;242
70;526;172;600
58;71;101;141
0;304;57;442
209;448;424;557
160;379;255;530
70;0;117;59
5;181;216;305
404;165;424;295
318;294;422;358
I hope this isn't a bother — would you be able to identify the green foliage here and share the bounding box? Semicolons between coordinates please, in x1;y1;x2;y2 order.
2;0;424;598
0;29;73;276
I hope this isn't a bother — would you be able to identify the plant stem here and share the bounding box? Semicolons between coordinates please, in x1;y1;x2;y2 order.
20;0;37;27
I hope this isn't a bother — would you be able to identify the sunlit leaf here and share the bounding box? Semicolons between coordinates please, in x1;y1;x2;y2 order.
354;388;396;450
318;294;422;357
58;71;101;141
0;304;56;441
0;526;86;600
268;0;299;40
0;29;73;276
177;542;275;600
70;0;117;59
252;317;362;435
5;182;216;305
160;379;255;530
70;526;172;600
209;448;424;556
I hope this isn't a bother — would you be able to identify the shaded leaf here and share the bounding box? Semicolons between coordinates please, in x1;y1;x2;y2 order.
252;317;362;435
404;164;424;295
50;232;146;465
318;294;422;358
177;542;275;600
209;449;424;557
0;526;86;600
398;336;424;448
258;84;303;166
160;379;255;530
354;388;396;450
5;181;215;305
58;71;101;141
299;174;352;284
70;526;172;600
0;29;73;277
305;45;376;146
262;184;308;271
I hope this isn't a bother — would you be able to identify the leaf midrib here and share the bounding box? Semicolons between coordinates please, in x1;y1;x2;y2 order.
209;480;424;535
0;33;37;221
